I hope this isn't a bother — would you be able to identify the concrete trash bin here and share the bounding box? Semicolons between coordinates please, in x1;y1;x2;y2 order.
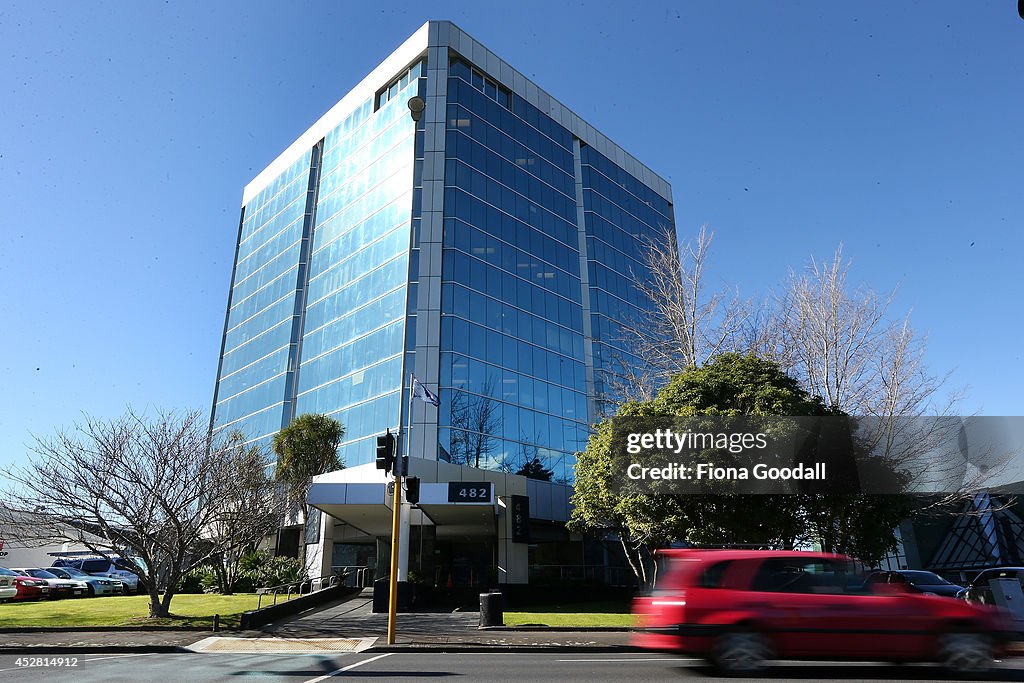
479;591;503;627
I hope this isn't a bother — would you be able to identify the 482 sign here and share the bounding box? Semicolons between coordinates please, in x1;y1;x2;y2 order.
448;481;492;503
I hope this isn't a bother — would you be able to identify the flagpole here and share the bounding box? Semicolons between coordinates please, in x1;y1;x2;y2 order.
405;373;415;465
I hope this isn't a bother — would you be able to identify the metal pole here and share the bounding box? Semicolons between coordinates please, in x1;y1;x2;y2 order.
386;446;403;643
389;96;425;646
387;372;415;645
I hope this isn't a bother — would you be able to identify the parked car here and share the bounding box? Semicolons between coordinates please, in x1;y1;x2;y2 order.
958;567;1024;605
0;567;17;602
866;570;965;598
51;556;146;594
45;566;125;596
0;567;50;601
632;549;1014;675
10;568;88;599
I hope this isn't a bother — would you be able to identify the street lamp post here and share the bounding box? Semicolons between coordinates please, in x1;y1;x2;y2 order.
386;95;426;646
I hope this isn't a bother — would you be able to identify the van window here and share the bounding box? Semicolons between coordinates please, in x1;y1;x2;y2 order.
79;559;110;573
697;560;734;588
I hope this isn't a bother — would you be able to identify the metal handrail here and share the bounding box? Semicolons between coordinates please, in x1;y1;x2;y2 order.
329;565;372;588
256;572;343;609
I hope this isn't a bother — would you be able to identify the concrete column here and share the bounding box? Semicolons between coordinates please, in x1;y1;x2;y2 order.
496;496;529;584
304;511;334;579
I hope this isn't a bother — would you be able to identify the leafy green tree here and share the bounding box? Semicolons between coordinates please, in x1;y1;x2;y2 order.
571;353;914;586
273;414;344;565
274;414;344;499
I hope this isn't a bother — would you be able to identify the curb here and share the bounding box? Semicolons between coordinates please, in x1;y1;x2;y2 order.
0;627;215;633
481;626;631;632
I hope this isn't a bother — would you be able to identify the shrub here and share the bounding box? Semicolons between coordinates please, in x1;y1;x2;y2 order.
238;550;307;588
178;566;215;594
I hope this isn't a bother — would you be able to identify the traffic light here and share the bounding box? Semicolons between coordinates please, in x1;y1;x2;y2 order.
375;430;396;472
405;476;420;505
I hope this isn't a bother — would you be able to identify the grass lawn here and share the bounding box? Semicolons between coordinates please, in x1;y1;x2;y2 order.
0;594;262;629
503;600;636;628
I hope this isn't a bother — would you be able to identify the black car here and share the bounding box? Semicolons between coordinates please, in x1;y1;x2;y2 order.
866;570;964;598
959;567;1024;605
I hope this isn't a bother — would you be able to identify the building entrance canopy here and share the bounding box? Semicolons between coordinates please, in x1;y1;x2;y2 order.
308;481;496;537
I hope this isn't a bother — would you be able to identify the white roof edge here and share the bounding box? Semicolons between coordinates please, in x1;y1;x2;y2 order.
241;21;432;207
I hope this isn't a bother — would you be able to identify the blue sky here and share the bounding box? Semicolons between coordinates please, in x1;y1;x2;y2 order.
1;1;1021;472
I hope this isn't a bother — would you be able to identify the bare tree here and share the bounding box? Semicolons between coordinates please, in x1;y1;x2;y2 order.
0;409;284;617
613;225;751;402
208;432;283;594
771;249;981;492
777;247;897;413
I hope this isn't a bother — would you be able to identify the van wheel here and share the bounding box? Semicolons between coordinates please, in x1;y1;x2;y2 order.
710;630;771;675
939;631;993;675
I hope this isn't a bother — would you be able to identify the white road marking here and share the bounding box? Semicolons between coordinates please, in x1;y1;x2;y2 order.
80;653;158;663
302;652;393;682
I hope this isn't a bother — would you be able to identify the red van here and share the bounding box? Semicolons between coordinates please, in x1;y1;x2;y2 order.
632;549;1015;675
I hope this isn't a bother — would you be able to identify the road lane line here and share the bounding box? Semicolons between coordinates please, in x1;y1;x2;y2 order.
79;653;158;663
302;652;393;682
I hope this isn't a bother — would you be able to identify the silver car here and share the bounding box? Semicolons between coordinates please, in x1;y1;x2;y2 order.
46;566;125;596
51;556;145;594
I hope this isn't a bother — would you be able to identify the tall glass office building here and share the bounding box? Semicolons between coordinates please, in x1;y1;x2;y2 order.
211;21;675;485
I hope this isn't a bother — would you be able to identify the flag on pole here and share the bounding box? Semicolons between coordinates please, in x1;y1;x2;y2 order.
412;376;440;407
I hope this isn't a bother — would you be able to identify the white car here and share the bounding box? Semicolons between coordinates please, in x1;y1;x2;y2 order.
0;570;17;602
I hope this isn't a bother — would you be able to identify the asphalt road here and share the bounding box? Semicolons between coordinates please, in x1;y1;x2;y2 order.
2;651;1024;683
2;651;1023;683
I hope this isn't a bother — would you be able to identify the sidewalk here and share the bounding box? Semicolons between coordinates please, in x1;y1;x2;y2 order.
262;589;632;651
0;591;633;654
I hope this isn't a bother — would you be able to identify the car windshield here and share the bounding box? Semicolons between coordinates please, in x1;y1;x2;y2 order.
900;571;950;585
27;569;58;579
0;567;16;576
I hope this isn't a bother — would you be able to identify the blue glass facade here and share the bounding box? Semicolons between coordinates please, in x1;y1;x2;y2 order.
295;60;424;467
437;58;588;482
580;145;675;405
213;151;315;448
211;22;674;480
